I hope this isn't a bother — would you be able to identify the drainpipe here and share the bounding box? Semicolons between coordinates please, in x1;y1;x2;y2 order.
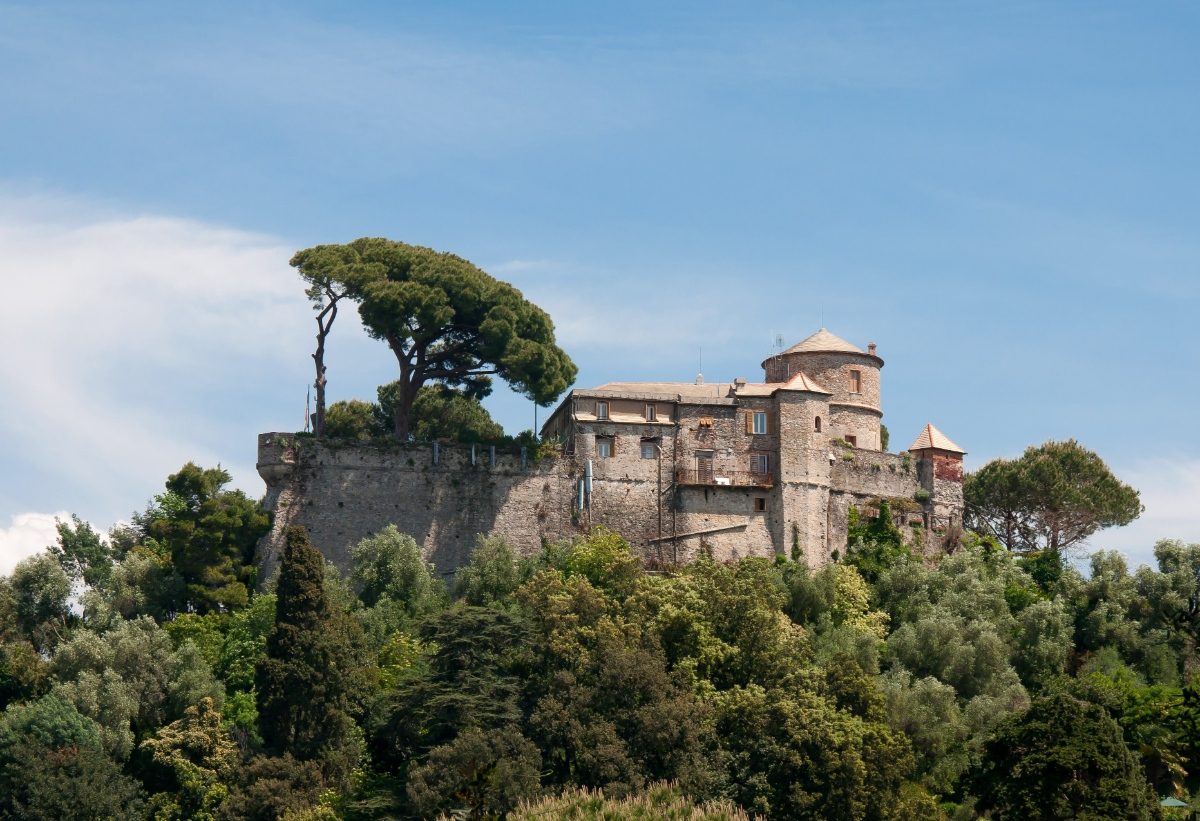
672;414;681;565
584;459;593;527
651;442;664;561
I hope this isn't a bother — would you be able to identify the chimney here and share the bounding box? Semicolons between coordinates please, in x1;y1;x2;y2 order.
867;342;877;356
734;376;747;388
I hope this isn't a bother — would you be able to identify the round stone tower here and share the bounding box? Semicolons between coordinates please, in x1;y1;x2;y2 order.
762;328;885;451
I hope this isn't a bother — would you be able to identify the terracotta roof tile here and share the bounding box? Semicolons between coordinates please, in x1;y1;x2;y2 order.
908;423;965;454
780;328;864;356
589;381;733;398
731;383;777;397
585;372;833;401
778;372;833;394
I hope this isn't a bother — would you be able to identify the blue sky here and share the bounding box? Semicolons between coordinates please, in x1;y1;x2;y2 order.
1;1;1197;570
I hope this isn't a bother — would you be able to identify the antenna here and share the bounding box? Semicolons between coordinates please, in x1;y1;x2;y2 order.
771;333;785;381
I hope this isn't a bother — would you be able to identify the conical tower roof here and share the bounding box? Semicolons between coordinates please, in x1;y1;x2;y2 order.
908;423;965;454
780;328;865;356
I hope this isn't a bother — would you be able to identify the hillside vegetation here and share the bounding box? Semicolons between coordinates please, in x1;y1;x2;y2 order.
1;462;1197;820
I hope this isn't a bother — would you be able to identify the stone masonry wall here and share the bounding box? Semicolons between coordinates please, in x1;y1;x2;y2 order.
918;452;966;550
766;352;882;414
257;433;581;580
764;351;883;451
790;446;925;563
668;485;778;564
257;429;960;581
829;448;920;499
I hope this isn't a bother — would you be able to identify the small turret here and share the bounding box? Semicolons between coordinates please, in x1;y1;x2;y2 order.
909;423;966;548
908;423;965;479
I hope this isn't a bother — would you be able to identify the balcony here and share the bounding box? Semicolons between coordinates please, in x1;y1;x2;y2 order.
675;469;773;488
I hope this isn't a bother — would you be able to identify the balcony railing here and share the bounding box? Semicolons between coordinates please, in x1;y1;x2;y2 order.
675;469;773;488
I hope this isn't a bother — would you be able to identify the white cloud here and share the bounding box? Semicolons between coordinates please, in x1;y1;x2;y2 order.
0;511;69;575
1085;458;1200;570
0;190;339;520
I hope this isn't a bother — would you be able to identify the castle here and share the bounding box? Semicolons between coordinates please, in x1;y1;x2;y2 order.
256;329;965;576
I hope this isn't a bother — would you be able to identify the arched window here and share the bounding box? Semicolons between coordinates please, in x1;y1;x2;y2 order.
814;416;822;432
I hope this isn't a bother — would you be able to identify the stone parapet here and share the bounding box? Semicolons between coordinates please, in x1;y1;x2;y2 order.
255;434;580;581
254;429;964;581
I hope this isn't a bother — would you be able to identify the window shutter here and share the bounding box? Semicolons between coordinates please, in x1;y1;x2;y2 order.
745;412;754;434
767;413;776;435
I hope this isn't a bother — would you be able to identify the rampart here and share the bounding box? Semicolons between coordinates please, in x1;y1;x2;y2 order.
255;432;957;580
256;433;579;579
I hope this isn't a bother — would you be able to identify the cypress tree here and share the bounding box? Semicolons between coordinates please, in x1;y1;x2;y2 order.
256;527;361;778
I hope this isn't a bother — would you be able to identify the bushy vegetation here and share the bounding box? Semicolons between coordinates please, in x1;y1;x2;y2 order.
1;461;1198;819
321;382;543;453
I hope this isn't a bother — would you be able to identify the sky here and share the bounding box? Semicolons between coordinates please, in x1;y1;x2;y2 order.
1;1;1197;573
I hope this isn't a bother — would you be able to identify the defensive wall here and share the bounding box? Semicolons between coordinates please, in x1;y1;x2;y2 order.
256;433;576;580
256;432;958;579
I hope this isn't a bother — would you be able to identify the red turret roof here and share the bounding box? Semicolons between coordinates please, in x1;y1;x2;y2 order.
908;423;965;454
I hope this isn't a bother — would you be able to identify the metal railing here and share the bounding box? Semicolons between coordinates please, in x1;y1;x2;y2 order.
675;469;773;488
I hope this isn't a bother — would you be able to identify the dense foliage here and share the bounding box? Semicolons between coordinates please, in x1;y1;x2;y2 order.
323;383;507;445
1;460;1197;819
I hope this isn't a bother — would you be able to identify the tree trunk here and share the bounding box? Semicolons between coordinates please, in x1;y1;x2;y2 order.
312;341;327;437
393;379;417;441
390;348;419;441
311;300;337;437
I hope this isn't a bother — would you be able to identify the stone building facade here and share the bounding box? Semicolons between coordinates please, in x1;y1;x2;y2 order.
256;329;965;577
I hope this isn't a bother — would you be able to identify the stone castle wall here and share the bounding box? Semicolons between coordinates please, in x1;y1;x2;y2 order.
256;433;581;579
256;431;953;581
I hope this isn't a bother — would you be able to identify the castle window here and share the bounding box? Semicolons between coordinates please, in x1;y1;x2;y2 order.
596;436;614;458
640;441;657;459
750;453;770;474
754;497;767;512
751;411;768;435
815;416;822;432
845;435;857;448
645;403;657;422
596;401;609;420
849;370;862;394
